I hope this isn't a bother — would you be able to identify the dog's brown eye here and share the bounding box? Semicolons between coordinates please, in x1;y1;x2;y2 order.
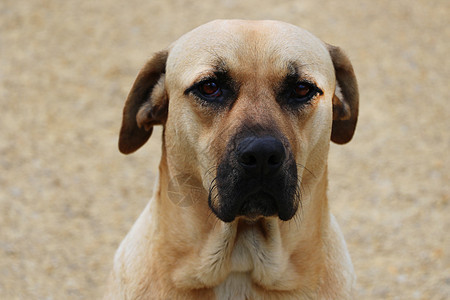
186;74;235;104
288;81;322;105
294;83;310;98
200;81;222;97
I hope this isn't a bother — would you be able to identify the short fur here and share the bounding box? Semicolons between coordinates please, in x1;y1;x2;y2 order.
106;20;359;299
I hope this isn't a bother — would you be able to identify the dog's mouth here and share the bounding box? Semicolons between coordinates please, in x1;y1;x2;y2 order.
237;191;278;220
208;134;299;223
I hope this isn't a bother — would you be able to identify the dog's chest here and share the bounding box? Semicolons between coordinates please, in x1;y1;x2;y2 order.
214;271;253;300
213;224;277;299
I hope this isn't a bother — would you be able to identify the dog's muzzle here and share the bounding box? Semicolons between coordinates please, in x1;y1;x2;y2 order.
209;135;299;222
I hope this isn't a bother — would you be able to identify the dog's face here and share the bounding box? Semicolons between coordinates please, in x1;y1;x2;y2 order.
118;20;358;223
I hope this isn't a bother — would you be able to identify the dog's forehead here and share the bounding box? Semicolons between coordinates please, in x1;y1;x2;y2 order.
166;20;334;88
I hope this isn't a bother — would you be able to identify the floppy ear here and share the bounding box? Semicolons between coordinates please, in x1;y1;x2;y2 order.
119;51;169;154
327;44;359;144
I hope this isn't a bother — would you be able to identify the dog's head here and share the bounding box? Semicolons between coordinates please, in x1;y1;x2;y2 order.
118;20;358;223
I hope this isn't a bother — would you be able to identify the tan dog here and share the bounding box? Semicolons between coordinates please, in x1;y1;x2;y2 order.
107;20;359;299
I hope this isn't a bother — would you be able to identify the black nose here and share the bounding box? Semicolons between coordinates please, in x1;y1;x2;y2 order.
237;136;286;177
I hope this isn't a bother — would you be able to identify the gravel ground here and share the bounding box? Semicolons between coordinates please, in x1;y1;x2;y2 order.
0;0;449;299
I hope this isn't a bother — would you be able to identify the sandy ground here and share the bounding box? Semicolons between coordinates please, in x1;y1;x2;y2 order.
0;0;449;299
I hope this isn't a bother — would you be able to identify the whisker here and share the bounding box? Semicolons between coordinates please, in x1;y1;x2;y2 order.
204;165;217;178
207;209;220;227
293;181;304;229
208;177;218;195
296;162;316;178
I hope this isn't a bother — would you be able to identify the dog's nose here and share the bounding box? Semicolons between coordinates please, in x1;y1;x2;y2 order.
237;136;285;177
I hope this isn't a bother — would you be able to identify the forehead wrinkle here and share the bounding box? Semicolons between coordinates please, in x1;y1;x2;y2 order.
189;61;228;83
170;56;232;91
204;48;229;72
286;61;324;83
287;61;317;75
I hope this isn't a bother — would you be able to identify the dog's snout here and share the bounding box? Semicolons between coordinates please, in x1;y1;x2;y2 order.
213;133;297;222
237;137;285;177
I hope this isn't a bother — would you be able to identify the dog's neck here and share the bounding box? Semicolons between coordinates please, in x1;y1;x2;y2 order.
153;153;331;294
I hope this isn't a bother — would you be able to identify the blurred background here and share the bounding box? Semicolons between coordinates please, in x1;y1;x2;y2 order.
0;0;448;299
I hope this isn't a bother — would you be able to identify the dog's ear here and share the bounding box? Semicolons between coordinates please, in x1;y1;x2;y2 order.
119;51;169;154
327;44;359;144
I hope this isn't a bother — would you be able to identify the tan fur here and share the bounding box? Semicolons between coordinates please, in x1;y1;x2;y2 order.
107;20;359;299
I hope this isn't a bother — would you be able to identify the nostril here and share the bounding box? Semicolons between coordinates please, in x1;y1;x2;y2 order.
268;153;282;166
240;152;257;166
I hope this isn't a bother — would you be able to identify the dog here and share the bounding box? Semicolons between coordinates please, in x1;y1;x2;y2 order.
106;19;359;299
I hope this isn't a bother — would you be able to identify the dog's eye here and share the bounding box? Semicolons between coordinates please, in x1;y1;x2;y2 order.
198;81;222;99
294;83;311;98
289;82;322;104
185;73;236;105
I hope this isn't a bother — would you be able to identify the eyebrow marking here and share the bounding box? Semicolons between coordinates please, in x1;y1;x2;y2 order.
284;61;321;87
287;61;299;77
286;61;315;77
189;54;230;87
205;48;229;72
